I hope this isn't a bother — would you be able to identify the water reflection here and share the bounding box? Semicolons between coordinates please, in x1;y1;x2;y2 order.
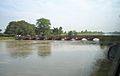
6;41;32;58
0;40;112;76
91;58;113;76
37;42;51;57
99;44;108;49
4;40;109;59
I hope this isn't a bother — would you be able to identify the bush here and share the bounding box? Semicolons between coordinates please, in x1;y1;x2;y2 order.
0;33;15;37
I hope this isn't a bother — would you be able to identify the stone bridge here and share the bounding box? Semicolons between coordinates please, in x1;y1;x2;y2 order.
16;35;120;42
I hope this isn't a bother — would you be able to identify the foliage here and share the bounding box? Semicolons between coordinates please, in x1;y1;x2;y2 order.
4;20;36;35
0;29;2;32
78;30;103;35
51;26;63;35
68;31;73;36
68;30;77;36
3;18;105;37
36;18;51;36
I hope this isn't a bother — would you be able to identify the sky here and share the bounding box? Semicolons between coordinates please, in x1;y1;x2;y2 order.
0;0;120;32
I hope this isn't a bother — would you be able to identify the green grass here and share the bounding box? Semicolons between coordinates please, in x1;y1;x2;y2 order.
0;37;15;40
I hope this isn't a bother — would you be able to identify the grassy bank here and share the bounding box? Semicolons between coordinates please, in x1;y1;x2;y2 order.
0;37;15;40
0;33;15;40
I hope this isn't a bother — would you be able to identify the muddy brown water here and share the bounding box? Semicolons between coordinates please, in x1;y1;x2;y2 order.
0;40;109;76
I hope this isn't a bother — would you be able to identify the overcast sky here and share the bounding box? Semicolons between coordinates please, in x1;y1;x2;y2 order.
0;0;120;32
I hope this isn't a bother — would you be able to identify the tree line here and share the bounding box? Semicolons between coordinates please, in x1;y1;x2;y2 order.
1;18;103;37
4;18;65;36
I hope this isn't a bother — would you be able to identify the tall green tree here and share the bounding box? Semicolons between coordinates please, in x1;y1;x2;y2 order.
68;30;77;36
51;27;59;35
36;18;51;36
68;31;73;36
51;26;63;35
58;26;63;34
4;20;36;35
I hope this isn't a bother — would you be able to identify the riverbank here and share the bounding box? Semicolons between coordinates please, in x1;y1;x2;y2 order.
0;37;15;40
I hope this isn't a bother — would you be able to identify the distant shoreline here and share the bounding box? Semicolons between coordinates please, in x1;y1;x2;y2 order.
0;37;15;40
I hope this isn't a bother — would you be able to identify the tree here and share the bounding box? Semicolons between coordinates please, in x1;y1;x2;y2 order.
4;20;36;35
85;29;87;32
36;18;51;36
68;31;73;36
73;30;77;36
51;27;59;35
0;29;2;33
58;26;63;34
51;26;63;35
68;30;77;36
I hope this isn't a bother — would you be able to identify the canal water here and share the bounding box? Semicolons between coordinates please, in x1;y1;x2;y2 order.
0;40;109;76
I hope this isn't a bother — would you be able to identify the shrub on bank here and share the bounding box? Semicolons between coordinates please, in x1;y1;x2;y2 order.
0;33;15;37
